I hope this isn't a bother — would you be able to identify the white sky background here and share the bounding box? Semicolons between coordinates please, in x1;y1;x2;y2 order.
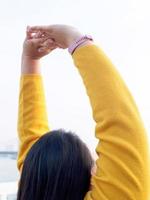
0;0;150;153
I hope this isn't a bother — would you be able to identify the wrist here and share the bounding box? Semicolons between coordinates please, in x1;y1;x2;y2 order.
22;53;40;61
68;35;93;54
21;54;41;74
67;32;83;47
75;40;94;51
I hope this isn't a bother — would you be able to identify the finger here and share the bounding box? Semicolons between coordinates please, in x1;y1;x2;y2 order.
42;39;55;47
32;37;50;44
26;26;32;39
38;46;51;53
28;25;54;38
26;26;41;40
34;30;50;38
25;37;47;48
51;46;57;50
50;43;58;49
38;43;58;52
28;25;49;33
32;31;42;39
38;47;45;52
26;26;30;32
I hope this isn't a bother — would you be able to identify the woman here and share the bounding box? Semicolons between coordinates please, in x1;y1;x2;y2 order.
17;25;150;200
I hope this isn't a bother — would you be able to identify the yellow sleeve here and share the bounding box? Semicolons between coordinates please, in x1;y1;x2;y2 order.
72;45;150;200
17;74;50;172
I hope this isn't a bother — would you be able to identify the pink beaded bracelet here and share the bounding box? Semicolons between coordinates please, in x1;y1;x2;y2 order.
68;35;93;54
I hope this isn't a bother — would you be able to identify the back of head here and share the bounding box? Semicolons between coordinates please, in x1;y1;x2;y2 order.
17;129;94;200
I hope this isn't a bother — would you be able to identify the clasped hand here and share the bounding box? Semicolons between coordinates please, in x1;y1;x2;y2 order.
22;25;82;60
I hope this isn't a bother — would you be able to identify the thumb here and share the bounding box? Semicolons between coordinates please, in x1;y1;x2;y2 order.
38;46;47;52
38;46;51;52
38;44;57;53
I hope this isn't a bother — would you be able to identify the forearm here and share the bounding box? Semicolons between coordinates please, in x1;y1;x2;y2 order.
73;44;141;119
17;56;49;171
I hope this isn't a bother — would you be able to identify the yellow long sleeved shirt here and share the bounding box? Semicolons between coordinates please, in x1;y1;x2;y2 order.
17;45;150;200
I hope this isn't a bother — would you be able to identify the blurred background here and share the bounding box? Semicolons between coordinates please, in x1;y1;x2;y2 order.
0;0;150;198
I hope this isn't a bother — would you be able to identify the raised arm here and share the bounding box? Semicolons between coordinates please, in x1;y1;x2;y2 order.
72;45;150;200
17;28;57;171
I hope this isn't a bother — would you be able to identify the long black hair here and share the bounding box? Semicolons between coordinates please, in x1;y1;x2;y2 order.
17;129;94;200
